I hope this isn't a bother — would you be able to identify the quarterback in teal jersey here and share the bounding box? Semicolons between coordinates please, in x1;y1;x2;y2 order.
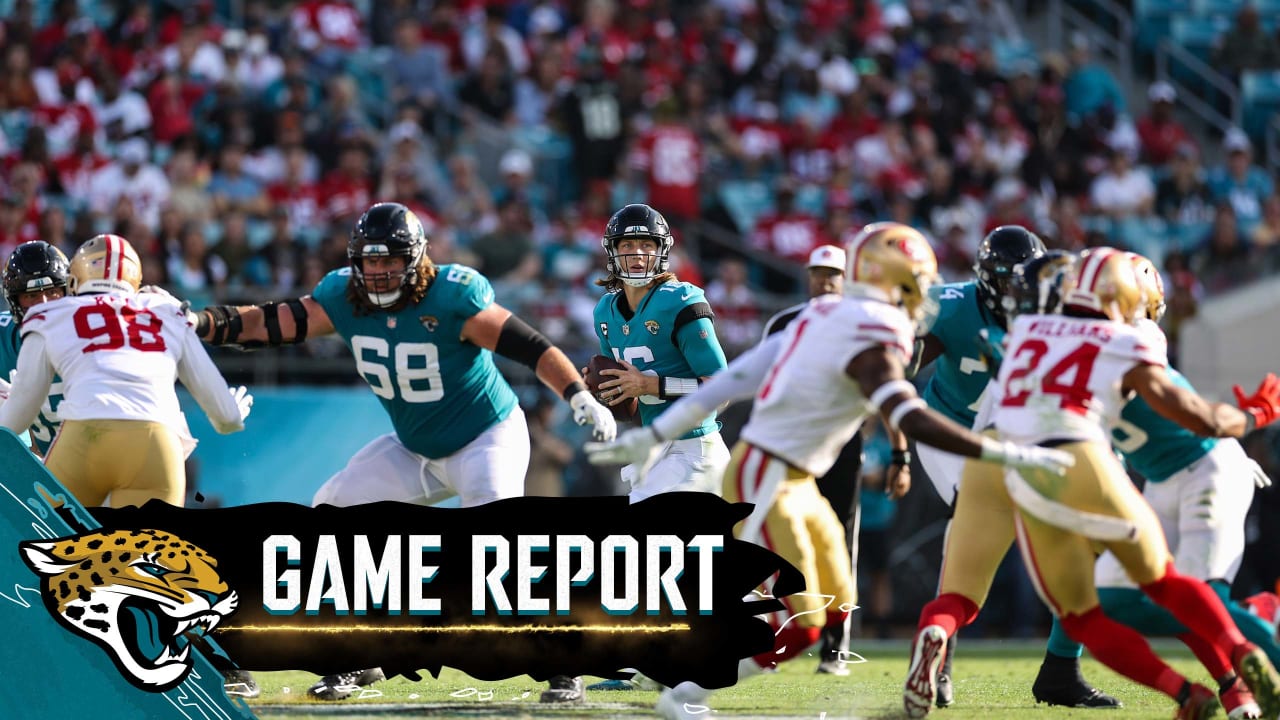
0;241;71;454
193;202;615;703
590;204;729;502
1096;253;1280;677
910;228;1117;711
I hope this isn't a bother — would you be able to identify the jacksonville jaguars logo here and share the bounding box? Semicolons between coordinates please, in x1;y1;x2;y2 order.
420;315;439;332
20;529;239;692
645;320;660;335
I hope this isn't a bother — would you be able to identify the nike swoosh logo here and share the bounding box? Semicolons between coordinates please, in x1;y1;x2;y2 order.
681;291;694;301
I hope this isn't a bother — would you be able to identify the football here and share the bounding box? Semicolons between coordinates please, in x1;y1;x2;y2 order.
584;355;639;422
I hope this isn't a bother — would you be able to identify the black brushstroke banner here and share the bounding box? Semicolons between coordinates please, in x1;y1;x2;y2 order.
89;493;803;690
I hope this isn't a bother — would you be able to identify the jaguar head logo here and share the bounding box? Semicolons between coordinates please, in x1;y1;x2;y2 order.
20;529;238;691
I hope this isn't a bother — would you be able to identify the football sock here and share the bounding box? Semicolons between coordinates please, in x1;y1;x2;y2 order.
1141;563;1246;654
1046;615;1085;659
1060;606;1186;699
917;593;980;637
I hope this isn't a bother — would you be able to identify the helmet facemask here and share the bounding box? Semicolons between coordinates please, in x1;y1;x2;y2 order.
3;242;70;322
351;243;425;308
604;234;673;287
348;205;429;309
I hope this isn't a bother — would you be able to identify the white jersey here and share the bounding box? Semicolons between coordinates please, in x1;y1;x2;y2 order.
741;293;914;476
993;314;1166;444
2;292;243;436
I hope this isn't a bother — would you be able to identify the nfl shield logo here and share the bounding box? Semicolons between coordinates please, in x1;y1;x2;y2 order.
420;315;439;332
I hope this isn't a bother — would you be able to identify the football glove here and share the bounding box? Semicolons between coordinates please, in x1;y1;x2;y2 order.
980;438;1075;476
585;426;662;469
230;386;254;422
1234;373;1280;431
1249;458;1273;489
569;390;617;442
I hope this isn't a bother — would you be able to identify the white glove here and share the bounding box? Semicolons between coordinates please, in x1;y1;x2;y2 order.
569;390;616;442
585;426;662;468
1249;458;1273;489
981;438;1076;476
230;386;253;422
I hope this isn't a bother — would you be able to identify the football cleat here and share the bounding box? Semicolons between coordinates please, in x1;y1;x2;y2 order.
904;625;947;718
816;658;851;677
935;672;954;707
540;675;585;703
1233;644;1280;720
1175;683;1222;720
307;667;385;701
222;669;260;699
1220;675;1262;719
656;681;711;720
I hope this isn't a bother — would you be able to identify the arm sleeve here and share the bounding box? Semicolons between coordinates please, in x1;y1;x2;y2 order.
651;333;785;440
0;335;55;434
675;316;728;378
176;330;244;434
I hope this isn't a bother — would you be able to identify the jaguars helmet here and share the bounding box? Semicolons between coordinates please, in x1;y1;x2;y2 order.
844;222;939;329
975;225;1046;325
3;241;70;321
602;203;674;287
1006;250;1078;318
349;202;429;308
1127;252;1166;323
1063;247;1145;323
68;234;142;296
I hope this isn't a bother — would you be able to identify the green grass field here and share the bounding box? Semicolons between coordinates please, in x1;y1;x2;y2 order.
243;639;1205;719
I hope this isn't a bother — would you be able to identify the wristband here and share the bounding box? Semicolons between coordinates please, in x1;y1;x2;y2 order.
658;376;700;400
562;381;588;403
891;449;911;466
1244;410;1259;435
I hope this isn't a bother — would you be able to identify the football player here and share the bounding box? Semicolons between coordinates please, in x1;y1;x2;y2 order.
761;244;903;676
0;241;71;454
591;203;730;502
190;201;616;702
585;222;1075;720
909;226;1113;709
1093;253;1280;702
0;234;251;507
986;247;1280;719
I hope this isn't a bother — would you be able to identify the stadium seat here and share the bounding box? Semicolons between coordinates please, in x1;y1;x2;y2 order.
1241;71;1280;146
1135;0;1194;61
993;39;1040;76
1191;0;1248;17
718;180;774;232
1170;15;1233;63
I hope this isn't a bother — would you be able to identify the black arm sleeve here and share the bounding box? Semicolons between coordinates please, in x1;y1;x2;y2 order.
670;301;714;347
495;314;554;370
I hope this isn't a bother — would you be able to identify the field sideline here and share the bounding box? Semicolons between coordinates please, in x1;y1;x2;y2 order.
243;639;1203;719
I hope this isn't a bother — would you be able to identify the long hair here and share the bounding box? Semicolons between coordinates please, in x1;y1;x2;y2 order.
345;255;438;315
595;271;678;294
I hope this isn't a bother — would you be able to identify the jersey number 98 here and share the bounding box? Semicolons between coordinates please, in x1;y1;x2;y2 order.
352;335;443;402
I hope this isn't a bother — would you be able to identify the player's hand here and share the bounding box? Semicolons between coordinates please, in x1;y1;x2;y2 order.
569;390;617;442
1248;458;1273;489
229;386;254;422
983;439;1075;476
597;359;656;404
886;463;911;499
585;426;661;468
142;284;199;327
1234;373;1280;431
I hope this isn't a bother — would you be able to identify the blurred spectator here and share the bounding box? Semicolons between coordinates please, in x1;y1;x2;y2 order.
52;130;108;200
704;257;762;358
916;157;984;255
458;47;516;124
314;75;375;167
1192;203;1253;293
493;148;551;223
166;222;228;304
1062;32;1124;122
982;106;1030;180
228;29;283;95
1251;195;1280;251
441;153;497;242
1;43;38;109
166;145;214;223
1208;129;1275;229
471;198;536;282
212;211;253;285
1090;146;1155;219
390;18;452;116
515;43;567;129
290;0;364;69
207;143;267;217
629;98;702;222
38;205;71;255
87;139;170;230
750;178;822;264
161;23;226;85
248;206;307;292
1212;6;1280;78
1136;82;1193;167
0;195;36;256
319;140;373;225
1156;144;1214;226
97;73;153;146
464;4;531;76
561;46;625;189
526;395;575;497
985;178;1035;234
266;146;323;234
147;71;201;145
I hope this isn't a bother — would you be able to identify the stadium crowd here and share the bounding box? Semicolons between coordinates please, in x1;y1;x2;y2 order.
1;0;1278;631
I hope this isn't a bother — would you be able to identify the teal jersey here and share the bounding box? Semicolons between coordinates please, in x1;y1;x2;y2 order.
593;281;728;440
0;313;63;453
1113;368;1216;483
312;265;519;459
921;282;1003;426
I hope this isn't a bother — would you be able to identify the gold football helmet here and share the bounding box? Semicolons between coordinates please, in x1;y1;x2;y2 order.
68;234;143;296
1127;252;1166;323
1064;247;1144;323
844;222;939;326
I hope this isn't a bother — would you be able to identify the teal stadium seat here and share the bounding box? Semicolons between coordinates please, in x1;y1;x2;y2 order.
993;39;1040;76
343;48;392;127
1135;0;1193;61
1241;71;1280;147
